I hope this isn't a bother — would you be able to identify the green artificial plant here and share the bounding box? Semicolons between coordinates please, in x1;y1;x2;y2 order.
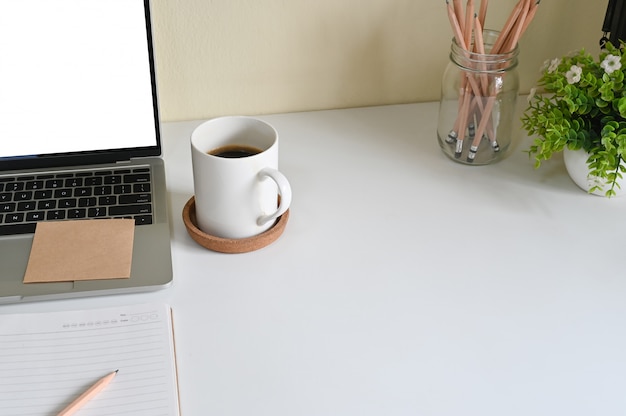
522;41;626;197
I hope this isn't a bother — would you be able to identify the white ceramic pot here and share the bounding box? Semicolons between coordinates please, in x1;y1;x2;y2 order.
563;147;626;197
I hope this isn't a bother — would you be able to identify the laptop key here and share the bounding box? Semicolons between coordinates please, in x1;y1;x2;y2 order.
17;201;36;211
65;178;83;187
99;196;117;205
78;197;97;207
133;183;151;193
104;175;122;185
1;203;16;213
25;180;44;190
75;187;92;197
26;211;45;222
94;186;112;196
34;190;53;199
84;177;103;186
109;204;152;216
0;223;37;236
14;191;33;201
45;179;64;188
119;194;151;204
59;199;78;208
124;173;150;183
88;207;107;218
54;189;72;198
5;213;24;223
68;209;87;219
134;215;153;225
46;210;66;220
6;182;25;192
38;200;57;210
113;185;132;194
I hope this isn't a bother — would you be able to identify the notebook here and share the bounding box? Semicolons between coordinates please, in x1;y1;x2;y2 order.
0;0;173;303
0;303;180;415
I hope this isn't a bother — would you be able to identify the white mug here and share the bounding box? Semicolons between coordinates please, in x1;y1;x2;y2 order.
190;116;292;239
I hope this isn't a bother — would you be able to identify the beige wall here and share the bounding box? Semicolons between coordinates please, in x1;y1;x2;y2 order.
151;1;606;122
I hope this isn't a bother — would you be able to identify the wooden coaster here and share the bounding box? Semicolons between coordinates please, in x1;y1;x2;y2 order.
182;197;289;253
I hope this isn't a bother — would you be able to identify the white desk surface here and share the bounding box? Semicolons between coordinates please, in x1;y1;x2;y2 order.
3;102;626;416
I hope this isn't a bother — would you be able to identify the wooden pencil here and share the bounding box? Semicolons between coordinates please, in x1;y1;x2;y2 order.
501;0;531;54
446;0;468;50
473;13;488;95
478;0;488;26
455;84;473;156
453;0;465;33
520;0;540;36
467;95;496;161
490;0;524;53
463;0;475;50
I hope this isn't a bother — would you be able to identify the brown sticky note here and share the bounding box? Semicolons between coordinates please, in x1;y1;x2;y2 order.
23;219;135;283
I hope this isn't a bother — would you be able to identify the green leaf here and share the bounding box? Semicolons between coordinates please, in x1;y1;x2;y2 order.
618;97;626;118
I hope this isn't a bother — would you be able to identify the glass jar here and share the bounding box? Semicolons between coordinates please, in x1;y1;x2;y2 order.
437;30;520;165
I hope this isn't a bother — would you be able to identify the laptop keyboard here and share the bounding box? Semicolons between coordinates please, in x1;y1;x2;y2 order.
0;167;154;236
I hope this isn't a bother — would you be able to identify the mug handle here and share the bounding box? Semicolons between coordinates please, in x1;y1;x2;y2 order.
257;167;292;226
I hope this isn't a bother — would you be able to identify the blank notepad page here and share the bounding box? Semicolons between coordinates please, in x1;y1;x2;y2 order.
0;303;179;415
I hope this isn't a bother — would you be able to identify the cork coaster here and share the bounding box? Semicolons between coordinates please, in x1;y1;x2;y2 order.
182;196;289;253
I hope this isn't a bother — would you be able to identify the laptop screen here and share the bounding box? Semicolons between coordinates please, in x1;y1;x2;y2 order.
0;0;160;166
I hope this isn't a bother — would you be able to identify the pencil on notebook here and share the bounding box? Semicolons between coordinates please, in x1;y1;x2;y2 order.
57;370;118;416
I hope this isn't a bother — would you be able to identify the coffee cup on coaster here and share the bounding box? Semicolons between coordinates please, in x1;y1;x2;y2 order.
190;116;292;240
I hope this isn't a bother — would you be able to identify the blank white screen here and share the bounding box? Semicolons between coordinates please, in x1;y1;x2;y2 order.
0;0;157;158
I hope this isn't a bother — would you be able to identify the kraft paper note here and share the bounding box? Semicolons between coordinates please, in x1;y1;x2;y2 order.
23;219;135;283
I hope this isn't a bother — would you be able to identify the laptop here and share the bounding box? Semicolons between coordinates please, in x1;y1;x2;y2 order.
0;0;173;303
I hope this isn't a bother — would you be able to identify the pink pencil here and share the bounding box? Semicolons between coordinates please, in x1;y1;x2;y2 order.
478;0;488;26
520;0;540;37
467;95;496;162
490;0;524;53
446;0;468;50
463;0;475;50
473;13;488;95
502;0;531;54
453;0;465;33
57;370;118;416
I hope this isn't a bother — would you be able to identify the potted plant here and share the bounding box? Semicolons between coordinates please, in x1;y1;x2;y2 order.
522;42;626;197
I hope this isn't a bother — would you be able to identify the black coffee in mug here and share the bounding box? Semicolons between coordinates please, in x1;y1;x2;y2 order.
209;144;262;159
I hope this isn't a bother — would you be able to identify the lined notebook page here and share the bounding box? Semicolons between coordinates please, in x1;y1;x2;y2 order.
0;303;179;416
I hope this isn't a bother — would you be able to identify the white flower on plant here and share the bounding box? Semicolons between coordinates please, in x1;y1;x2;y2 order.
601;54;621;74
566;65;582;84
547;58;561;74
527;87;537;103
